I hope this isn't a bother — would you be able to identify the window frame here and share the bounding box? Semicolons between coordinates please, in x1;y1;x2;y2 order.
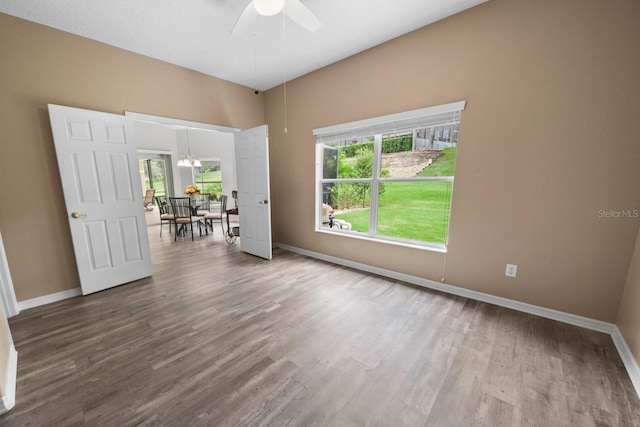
314;101;465;252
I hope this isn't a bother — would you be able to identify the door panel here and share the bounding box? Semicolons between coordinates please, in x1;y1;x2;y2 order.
73;152;102;202
109;152;135;201
119;217;144;263
84;220;113;270
49;104;152;295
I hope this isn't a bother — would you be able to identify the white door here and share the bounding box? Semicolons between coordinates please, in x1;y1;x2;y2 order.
48;104;152;295
234;125;272;260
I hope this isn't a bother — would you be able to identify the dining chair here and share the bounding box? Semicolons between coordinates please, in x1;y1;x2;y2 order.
169;197;203;241
143;189;155;211
155;196;174;236
195;193;215;217
203;194;228;235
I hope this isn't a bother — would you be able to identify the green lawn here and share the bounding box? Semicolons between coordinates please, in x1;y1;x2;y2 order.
151;179;165;196
195;169;222;196
333;148;456;244
417;147;457;177
197;170;221;181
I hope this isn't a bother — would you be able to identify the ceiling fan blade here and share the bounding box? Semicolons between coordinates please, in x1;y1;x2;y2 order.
230;1;256;37
283;0;321;32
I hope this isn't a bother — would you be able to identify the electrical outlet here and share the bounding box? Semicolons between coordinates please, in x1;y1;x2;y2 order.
505;264;518;277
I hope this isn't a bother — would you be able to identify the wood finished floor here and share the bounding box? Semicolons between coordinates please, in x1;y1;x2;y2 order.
3;224;640;426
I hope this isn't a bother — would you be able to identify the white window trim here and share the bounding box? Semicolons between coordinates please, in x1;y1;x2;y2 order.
314;100;466;251
316;227;448;253
313;100;466;141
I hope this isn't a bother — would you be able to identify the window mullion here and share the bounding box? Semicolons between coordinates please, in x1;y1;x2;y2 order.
379;176;454;183
321;178;372;184
369;134;382;236
144;160;151;190
316;143;323;229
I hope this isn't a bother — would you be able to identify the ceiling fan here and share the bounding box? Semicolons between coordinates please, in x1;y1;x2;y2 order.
230;0;322;36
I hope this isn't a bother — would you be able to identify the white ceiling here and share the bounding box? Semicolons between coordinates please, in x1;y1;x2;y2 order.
0;0;486;91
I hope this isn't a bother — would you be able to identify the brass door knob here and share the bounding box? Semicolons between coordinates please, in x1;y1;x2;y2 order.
70;212;87;219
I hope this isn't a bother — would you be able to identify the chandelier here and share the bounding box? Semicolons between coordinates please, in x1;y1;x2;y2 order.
177;129;201;167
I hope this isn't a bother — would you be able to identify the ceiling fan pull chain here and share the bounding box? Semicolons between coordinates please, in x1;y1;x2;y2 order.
282;9;288;134
253;30;259;93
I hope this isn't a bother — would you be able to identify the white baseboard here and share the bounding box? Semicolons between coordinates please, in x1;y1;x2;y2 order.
0;345;17;415
611;326;640;398
275;243;614;333
18;288;81;311
275;243;640;399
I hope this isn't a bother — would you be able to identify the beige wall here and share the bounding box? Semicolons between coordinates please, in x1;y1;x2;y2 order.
264;0;640;322
0;13;265;301
618;226;640;365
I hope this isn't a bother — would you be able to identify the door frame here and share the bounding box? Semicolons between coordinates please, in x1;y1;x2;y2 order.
126;111;239;199
125;112;239;133
0;231;19;317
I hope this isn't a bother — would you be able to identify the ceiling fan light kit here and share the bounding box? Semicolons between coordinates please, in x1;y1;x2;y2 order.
254;0;285;16
231;0;322;37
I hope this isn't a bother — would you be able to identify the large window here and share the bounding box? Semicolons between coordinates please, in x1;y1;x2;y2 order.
314;101;465;250
194;160;223;199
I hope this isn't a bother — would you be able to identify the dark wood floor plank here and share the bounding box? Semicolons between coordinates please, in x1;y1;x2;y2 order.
1;224;638;426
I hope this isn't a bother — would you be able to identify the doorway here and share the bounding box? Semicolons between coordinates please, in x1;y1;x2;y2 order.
139;156;172;200
138;152;174;228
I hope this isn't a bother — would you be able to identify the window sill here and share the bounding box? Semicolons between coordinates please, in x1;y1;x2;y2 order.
315;227;447;254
